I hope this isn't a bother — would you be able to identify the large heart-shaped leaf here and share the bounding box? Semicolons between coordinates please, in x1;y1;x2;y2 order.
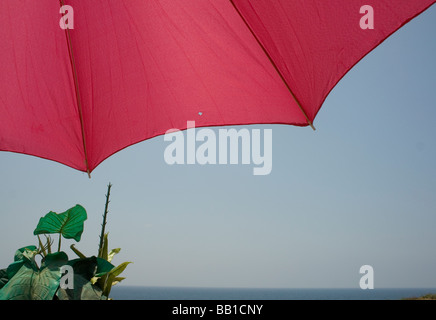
56;273;106;300
67;256;115;280
0;252;68;300
33;205;87;242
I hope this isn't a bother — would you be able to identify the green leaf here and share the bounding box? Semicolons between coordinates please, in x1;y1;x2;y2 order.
111;277;125;286
7;246;38;280
102;261;131;297
95;258;115;277
67;257;97;281
67;256;115;280
55;273;106;300
33;205;87;242
108;262;131;278
41;251;69;269
108;248;121;263
66;256;115;297
13;246;37;262
0;252;66;300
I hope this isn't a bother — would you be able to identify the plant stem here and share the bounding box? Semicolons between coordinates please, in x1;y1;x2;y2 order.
58;233;62;252
98;183;112;258
37;235;47;257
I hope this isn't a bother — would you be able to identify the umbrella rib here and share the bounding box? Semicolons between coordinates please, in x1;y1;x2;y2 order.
229;0;315;130
59;0;91;178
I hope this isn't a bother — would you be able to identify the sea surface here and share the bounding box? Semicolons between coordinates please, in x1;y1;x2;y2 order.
110;286;436;300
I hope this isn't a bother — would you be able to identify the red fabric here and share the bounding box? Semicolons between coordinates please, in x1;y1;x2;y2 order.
1;0;434;173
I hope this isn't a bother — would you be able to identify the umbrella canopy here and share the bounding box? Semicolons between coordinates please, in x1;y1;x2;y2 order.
1;0;434;176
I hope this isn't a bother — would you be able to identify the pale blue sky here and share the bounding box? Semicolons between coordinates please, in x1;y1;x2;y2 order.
1;5;435;289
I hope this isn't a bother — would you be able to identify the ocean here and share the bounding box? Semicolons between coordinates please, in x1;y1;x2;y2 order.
110;286;436;300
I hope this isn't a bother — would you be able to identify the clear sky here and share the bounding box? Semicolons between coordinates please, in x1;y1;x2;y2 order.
0;5;435;290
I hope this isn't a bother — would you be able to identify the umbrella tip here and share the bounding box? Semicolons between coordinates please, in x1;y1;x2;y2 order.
87;170;91;179
309;122;316;131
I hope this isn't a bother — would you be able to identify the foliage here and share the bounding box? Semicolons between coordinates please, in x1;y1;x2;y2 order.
0;184;131;300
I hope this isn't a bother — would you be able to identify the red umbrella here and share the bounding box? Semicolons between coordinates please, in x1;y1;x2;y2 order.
1;0;434;177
